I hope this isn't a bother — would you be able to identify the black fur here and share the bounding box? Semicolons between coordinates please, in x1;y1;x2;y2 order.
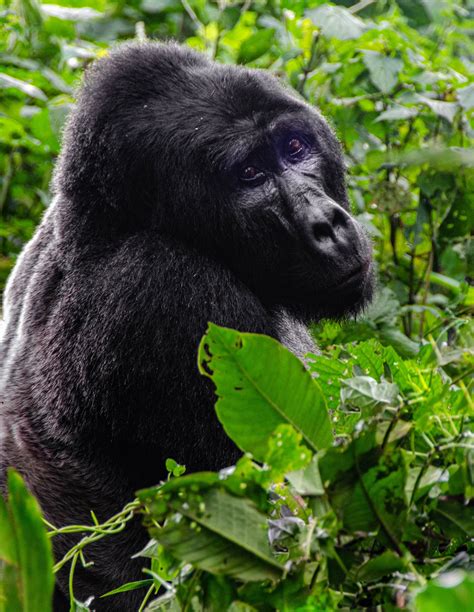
0;42;373;609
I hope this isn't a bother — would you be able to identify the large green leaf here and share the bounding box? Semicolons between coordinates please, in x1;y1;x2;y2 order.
356;551;406;582
363;51;403;94
3;470;54;612
151;489;283;582
376;105;418;122
414;571;474;612
41;4;103;21
457;84;474;110
319;434;407;549
417;96;458;123
0;494;21;612
238;30;274;64
198;324;333;460
307;5;365;40
0;74;47;101
340;376;399;413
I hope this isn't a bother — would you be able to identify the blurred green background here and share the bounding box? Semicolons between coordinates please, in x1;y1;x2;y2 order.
0;0;473;365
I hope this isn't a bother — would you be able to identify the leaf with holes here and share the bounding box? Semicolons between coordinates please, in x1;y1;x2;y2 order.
198;324;333;460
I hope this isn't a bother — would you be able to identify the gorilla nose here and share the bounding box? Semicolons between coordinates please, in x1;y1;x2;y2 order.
312;205;349;244
308;200;354;254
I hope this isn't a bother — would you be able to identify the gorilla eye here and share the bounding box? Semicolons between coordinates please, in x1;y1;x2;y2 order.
286;137;306;160
240;166;265;185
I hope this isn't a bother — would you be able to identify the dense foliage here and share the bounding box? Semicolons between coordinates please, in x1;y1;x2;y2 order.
1;325;473;610
0;0;473;610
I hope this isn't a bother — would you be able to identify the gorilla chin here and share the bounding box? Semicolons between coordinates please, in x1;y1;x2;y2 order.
277;254;375;322
317;257;375;319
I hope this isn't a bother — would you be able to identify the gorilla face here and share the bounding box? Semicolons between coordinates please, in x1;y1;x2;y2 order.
57;42;374;321
209;100;375;320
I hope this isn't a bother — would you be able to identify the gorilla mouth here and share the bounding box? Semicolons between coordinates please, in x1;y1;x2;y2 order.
273;253;374;320
330;257;373;296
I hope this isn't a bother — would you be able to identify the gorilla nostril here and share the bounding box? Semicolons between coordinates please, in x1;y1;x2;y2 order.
312;221;336;242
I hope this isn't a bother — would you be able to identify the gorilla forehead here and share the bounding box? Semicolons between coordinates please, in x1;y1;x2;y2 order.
80;42;321;168
154;62;316;169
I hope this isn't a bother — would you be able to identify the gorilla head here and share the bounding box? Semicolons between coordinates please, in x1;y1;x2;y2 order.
56;42;374;323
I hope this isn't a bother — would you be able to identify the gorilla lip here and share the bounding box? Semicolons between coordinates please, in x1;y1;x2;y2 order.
332;257;372;294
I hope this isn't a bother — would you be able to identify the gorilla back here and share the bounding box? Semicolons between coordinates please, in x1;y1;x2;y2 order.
0;42;373;608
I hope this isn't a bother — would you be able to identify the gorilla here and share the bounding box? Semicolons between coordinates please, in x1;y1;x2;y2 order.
0;42;373;609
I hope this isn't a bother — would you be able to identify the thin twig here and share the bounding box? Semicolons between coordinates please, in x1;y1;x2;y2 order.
181;0;202;31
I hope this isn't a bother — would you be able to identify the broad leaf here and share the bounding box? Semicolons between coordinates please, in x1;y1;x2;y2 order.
3;470;54;612
41;4;103;21
150;489;283;582
238;30;274;64
307;355;348;411
286;455;324;497
341;376;399;413
0;494;21;612
363;51;403;94
356;551;406;582
457;83;474;110
319;435;407;547
198;324;333;460
307;5;365;40
414;570;474;612
417;96;458;123
376;105;418;121
0;74;47;101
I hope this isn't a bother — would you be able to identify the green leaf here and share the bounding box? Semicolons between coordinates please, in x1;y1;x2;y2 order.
0;74;47;101
433;499;474;538
140;0;178;15
219;7;240;31
0;496;17;566
198;324;333;460
15;0;43;29
398;147;474;171
319;437;407;549
356;551;406;582
405;466;446;502
41;4;103;21
137;472;220;509
414;570;474;612
376;105;418;122
165;458;186;478
457;83;474;110
152;489;283;582
202;574;234;611
101;579;153;598
341;376;399;413
286;455;324;496
417;96;458;123
0;494;21;612
264;424;312;480
238;30;274;64
307;5;365;40
5;469;54;612
363;51;403;94
307;354;348;411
